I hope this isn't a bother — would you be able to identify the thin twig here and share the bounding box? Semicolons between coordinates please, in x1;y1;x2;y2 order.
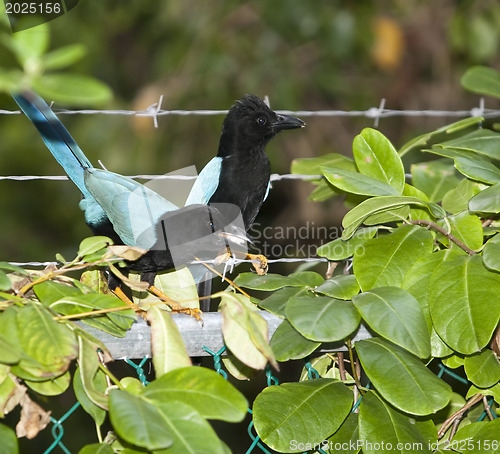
483;395;495;421
346;339;364;395
438;393;483;438
337;352;347;381
409;219;477;255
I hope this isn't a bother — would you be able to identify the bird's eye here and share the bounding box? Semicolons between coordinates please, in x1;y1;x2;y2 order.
256;116;267;126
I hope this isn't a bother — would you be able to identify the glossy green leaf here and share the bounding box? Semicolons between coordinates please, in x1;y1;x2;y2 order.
77;336;108;410
235;271;323;291
25;371;71;396
286;296;360;342
437;212;483;251
0;423;18;454
317;227;378;260
220;293;276;369
292;153;356;175
454;156;500;184
42;44;86;70
33;73;113;106
353;128;405;193
77;236;112;258
358;391;436;454
453;419;500;453
33;280;82;306
153;400;226;454
253;379;353;452
308;178;341;201
258;287;310;317
353;225;434;291
270;319;320;361
315;274;360;300
143;367;247;422
78;444;114;454
411;160;459;202
73;366;106;426
398;117;483;157
15;304;77;378
461;66;500;99
342;196;443;239
109;389;173;450
483;236;500;271
147;307;191;376
469;182;500;213
402;249;462;333
321;166;399;196
356;338;452;415
464;349;500;388
429;254;500;354
442;179;481;214
152;267;199;309
441;129;500;161
326;412;359;454
353;287;430;358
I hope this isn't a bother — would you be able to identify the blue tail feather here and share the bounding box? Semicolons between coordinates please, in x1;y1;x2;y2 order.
13;92;94;199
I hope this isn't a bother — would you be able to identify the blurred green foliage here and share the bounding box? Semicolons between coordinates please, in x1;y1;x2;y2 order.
1;0;500;264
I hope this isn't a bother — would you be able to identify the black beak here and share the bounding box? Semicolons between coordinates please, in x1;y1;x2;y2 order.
273;113;305;132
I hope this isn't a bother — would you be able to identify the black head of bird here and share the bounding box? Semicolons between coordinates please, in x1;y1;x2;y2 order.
217;94;305;156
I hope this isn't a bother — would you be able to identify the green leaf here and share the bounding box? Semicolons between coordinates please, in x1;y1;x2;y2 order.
353;128;405;194
483;235;500;271
0;333;20;364
77;336;108;410
317;227;378;260
286;296;360;342
353;225;434;291
77;236;112;258
464;349;500;388
270;319;320;361
221;293;276;369
78;444;114;454
308;178;341;201
356;338;452;415
25;371;71;396
292;153;356;175
326;412;359;454
235;271;323;291
15;304;77;378
315;274;360;300
429;254;500;354
358;391;436;454
258;287;310;317
253;379;353;452
342;197;443;239
321;166;399;196
353;287;431;358
454;156;500;184
411;160;459;202
34;280;82;306
442;179;481;214
0;423;19;454
453;419;500;453
143;366;247;422
461;66;500;99
147;307;191;376
73;366;106;426
0;262;28;275
153;400;226;454
109;389;173;450
33;74;113;106
10;23;49;67
42;44;86;70
152;267;199;309
437;212;483;251
0;271;10;291
440;129;500;161
469;182;500;213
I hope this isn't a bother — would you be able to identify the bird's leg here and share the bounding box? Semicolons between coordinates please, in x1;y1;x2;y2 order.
112;287;148;319
148;285;202;321
246;253;268;275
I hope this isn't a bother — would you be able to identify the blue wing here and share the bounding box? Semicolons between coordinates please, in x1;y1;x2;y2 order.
84;169;179;249
185;157;222;205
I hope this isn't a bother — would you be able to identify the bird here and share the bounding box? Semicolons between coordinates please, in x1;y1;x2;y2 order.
13;92;304;310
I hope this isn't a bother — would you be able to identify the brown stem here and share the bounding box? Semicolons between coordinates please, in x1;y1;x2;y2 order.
337;352;347;381
409;220;476;255
437;393;483;438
